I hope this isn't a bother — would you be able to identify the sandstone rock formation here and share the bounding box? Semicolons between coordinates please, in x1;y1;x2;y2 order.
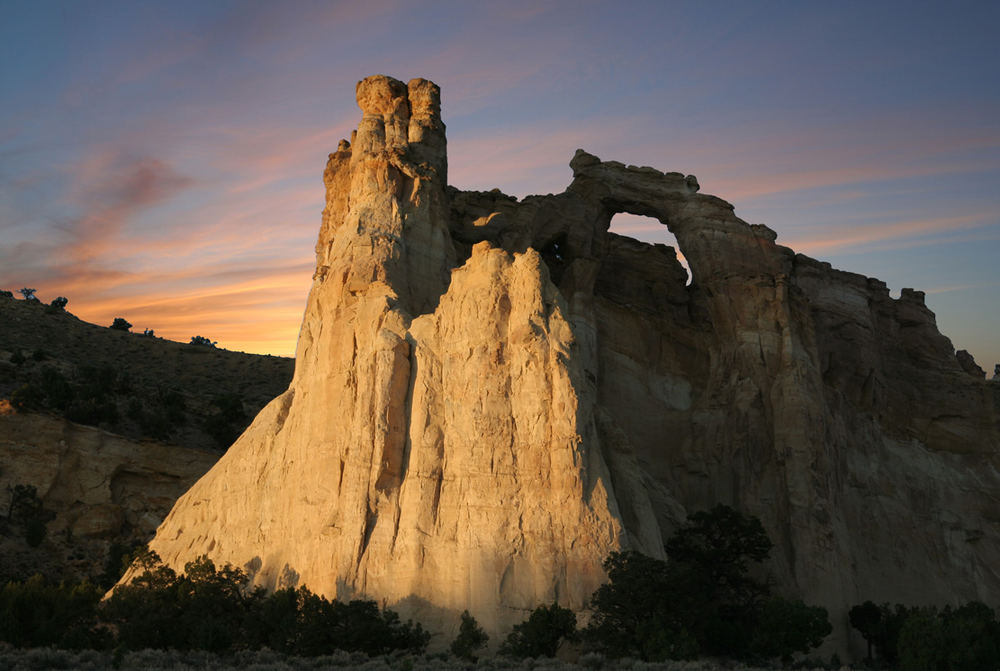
128;75;1000;652
0;412;217;580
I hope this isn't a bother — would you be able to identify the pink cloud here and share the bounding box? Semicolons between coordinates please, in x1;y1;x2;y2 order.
58;149;193;264
783;213;994;256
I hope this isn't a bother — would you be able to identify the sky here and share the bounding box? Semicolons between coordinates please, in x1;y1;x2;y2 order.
1;0;998;370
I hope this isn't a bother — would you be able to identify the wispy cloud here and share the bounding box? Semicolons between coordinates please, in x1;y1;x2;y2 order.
58;149;193;264
924;282;996;295
2;1;997;368
783;213;996;256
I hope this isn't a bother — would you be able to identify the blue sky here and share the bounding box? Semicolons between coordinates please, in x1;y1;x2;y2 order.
1;0;998;370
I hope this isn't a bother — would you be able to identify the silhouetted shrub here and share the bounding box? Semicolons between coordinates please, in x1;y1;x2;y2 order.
98;540;143;590
895;602;1000;671
9;383;42;410
850;600;886;663
275;592;430;656
586;550;698;661
76;365;120;397
664;505;774;659
6;484;55;547
103;549;183;650
40;366;72;410
190;335;217;347
750;597;831;664
174;555;257;652
0;289;12;299
849;601;917;667
0;575;109;649
18;287;37;302
103;550;430;655
451;609;489;660
163;389;187;424
109;317;131;331
128;397;173;440
501;602;577;658
65;397;119;426
49;296;68;310
587;506;829;664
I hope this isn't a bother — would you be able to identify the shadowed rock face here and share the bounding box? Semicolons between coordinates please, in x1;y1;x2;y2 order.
0;412;217;581
128;75;1000;651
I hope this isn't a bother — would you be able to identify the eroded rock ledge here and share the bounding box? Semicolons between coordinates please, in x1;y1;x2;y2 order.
127;75;1000;653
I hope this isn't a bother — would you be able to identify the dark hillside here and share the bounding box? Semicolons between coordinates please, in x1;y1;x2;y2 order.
0;294;293;451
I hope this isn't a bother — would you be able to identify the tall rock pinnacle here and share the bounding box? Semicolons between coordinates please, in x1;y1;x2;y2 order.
127;76;630;638
126;76;1000;651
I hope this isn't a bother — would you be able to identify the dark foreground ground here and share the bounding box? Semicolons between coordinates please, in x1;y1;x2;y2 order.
0;647;853;671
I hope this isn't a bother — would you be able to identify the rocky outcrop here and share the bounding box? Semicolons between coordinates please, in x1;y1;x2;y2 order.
133;76;638;638
0;412;217;580
128;75;1000;653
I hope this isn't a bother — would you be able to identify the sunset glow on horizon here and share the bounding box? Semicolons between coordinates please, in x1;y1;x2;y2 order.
2;1;998;367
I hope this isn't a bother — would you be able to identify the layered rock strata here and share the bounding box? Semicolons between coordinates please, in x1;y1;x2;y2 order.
129;75;1000;651
1;412;217;580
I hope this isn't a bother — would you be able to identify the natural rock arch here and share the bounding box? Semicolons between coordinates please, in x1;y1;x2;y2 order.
124;76;1000;655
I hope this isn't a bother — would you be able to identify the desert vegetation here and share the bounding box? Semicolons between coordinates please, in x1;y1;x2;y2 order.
0;647;854;671
0;505;996;669
0;291;292;451
585;506;830;664
0;505;964;670
3;484;54;548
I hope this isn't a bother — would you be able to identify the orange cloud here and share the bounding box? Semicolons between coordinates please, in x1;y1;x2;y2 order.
59;262;314;356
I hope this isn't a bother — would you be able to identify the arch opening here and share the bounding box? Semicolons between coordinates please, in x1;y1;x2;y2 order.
609;213;690;285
